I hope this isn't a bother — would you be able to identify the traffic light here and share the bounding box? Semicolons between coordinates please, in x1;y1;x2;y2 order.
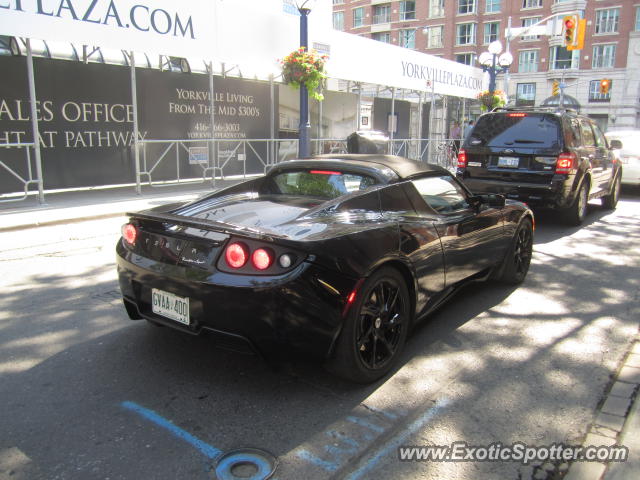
567;19;587;51
563;15;578;48
599;79;611;95
552;81;560;96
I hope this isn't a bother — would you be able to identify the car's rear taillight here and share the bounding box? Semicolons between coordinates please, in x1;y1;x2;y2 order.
122;223;138;245
251;248;274;270
457;149;467;168
556;152;576;174
225;242;249;268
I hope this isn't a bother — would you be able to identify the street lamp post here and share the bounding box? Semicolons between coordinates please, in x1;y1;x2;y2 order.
297;3;312;158
478;41;513;96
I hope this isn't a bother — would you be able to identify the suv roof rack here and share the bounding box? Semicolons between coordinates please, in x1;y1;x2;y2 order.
490;106;579;114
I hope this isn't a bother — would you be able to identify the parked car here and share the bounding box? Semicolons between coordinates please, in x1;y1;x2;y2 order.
605;130;640;187
457;107;623;225
116;154;534;383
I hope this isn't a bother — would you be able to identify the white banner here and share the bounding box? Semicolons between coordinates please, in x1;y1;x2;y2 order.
0;0;216;59
324;31;486;98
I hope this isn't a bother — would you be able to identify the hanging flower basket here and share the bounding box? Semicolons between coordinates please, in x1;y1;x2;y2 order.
280;47;327;101
476;90;507;111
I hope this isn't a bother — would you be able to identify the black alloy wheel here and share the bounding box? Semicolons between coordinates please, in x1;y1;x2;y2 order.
499;218;533;285
356;280;405;371
328;267;410;383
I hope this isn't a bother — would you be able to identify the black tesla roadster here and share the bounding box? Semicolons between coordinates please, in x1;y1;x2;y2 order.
116;154;534;383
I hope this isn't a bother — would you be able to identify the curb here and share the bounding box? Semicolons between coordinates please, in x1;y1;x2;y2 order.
564;336;640;480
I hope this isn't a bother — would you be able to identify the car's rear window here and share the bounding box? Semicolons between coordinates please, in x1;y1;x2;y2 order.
264;170;377;199
469;114;561;149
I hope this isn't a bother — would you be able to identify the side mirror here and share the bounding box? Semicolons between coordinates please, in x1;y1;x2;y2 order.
609;139;623;150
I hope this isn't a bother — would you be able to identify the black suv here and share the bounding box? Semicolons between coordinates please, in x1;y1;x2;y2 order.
456;107;623;225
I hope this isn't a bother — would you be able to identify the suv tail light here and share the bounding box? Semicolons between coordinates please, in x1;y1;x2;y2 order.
556;152;576;174
457;149;467;168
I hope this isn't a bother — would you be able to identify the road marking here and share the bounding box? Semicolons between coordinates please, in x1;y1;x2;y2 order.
121;401;222;459
344;397;450;480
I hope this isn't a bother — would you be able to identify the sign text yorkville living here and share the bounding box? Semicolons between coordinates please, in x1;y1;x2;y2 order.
0;0;196;39
401;61;483;90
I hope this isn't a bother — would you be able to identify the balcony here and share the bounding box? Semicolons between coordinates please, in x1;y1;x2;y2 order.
551;0;587;15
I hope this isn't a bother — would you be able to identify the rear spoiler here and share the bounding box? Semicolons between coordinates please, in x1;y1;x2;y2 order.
126;210;281;242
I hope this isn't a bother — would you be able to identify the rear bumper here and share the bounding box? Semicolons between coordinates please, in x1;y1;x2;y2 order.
458;176;572;209
116;245;356;360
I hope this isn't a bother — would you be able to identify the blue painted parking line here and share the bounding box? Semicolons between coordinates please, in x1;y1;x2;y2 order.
121;401;222;459
344;397;450;480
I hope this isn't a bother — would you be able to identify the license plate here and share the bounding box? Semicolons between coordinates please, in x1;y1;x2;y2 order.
151;288;190;325
498;156;520;168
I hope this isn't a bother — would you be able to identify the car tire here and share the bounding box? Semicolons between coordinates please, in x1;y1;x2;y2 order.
601;174;621;210
564;181;588;226
327;267;410;384
498;218;533;285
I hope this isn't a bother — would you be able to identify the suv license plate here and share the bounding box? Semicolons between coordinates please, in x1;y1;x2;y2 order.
151;288;190;325
498;156;520;168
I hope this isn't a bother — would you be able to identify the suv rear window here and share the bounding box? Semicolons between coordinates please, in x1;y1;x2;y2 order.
469;114;561;149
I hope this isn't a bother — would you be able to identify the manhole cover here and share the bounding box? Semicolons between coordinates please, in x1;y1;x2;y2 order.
215;448;277;480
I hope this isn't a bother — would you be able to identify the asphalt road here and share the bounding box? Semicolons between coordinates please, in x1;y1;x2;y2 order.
1;193;639;480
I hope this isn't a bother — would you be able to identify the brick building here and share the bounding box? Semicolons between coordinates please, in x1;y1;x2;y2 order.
332;0;640;131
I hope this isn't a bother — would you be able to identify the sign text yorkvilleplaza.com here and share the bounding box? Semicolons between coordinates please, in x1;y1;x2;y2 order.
401;61;483;91
0;0;196;39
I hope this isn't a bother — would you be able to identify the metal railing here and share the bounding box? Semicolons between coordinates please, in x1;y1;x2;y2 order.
0;136;462;202
0;142;43;203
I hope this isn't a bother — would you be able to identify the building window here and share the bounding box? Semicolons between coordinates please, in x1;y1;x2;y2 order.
516;83;536;106
373;4;391;24
425;25;444;48
595;9;620;34
592;44;616;69
484;22;500;44
333;12;344;31
372;32;391;43
636;7;640;31
399;29;416;48
522;0;542;8
458;0;477;15
456;53;477;66
589;80;611;102
549;46;579;70
332;0;344;4
521;17;541;40
400;1;416;21
486;0;501;13
518;50;539;73
430;0;445;18
456;23;476;45
353;7;365;28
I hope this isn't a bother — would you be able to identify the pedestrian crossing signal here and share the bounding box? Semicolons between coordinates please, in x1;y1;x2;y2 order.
599;79;611;95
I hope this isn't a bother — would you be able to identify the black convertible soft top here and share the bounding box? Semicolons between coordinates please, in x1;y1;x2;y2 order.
270;154;449;183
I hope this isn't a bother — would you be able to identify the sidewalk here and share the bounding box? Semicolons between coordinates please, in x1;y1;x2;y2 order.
0;178;246;232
